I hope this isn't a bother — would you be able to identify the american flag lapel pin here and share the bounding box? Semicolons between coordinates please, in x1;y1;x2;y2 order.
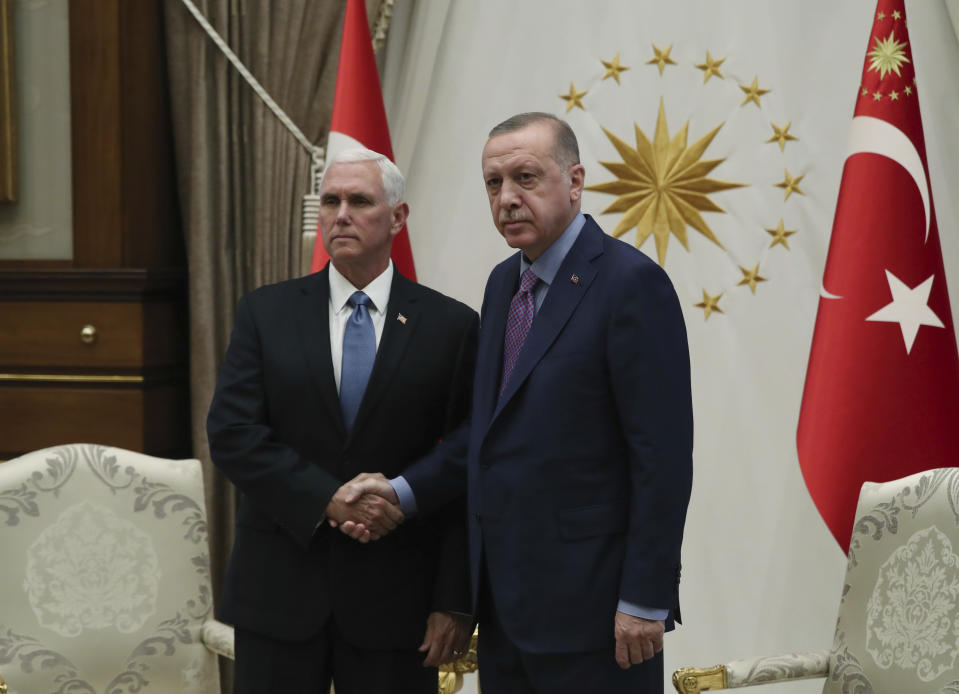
397;313;407;324
570;274;579;285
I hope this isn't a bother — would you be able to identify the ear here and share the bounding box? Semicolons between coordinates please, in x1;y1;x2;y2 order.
568;164;586;203
390;202;410;236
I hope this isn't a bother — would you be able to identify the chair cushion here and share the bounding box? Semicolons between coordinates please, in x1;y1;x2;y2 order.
0;443;220;693
825;468;959;694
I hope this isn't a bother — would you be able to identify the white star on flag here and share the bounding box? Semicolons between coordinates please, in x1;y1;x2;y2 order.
865;270;944;353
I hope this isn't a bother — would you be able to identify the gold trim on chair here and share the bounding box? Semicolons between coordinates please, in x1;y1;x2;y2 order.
0;670;7;694
673;664;728;693
438;628;479;694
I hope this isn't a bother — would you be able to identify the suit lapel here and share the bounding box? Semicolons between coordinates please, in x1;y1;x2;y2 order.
490;221;604;425
475;258;520;431
349;271;418;437
295;267;346;437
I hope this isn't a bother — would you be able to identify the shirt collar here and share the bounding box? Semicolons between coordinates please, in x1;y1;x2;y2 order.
329;260;393;314
520;212;586;286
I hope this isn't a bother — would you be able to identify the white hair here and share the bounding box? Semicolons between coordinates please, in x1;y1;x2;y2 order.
321;147;406;206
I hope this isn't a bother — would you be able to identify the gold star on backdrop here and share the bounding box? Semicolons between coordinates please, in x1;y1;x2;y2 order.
646;44;676;76
586;99;746;266
867;32;910;79
877;11;886;20
904;85;913;96
765;219;796;249
695;51;725;83
872;90;883;101
889;90;900;101
766;122;797;152
739;76;770;107
601;54;630;83
892;10;902;20
775;169;805;200
559;83;588;112
737;264;767;294
695;290;724;320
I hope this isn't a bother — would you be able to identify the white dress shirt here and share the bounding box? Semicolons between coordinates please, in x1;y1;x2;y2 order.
328;260;393;392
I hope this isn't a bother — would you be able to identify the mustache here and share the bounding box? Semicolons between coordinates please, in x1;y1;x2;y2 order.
499;210;530;224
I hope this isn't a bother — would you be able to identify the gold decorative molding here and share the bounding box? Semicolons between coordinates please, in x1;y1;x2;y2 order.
0;373;144;384
438;628;480;694
672;664;728;693
0;670;7;693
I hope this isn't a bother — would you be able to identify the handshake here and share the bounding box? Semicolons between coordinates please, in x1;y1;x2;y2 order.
324;472;403;543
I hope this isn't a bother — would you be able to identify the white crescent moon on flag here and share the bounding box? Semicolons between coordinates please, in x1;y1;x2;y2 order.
847;115;930;242
819;116;931;300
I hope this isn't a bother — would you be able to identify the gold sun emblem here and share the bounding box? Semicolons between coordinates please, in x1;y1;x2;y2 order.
867;31;910;79
585;99;746;266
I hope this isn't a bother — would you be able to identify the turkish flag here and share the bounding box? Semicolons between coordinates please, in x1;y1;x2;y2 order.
797;0;959;552
310;0;416;279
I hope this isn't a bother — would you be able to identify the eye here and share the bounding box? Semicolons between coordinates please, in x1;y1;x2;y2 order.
320;194;339;207
348;194;373;206
485;176;502;189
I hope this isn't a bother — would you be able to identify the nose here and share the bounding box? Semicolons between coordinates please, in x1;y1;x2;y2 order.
499;179;522;208
334;200;351;224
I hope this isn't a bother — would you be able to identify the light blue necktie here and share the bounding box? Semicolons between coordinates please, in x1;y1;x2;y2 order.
340;291;375;432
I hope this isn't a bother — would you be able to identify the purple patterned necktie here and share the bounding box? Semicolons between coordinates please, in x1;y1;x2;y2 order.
500;268;539;394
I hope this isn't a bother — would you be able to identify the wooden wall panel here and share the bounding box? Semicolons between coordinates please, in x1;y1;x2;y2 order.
0;382;189;460
0;385;142;457
119;0;182;268
68;0;183;269
68;0;123;267
1;301;144;368
0;2;189;460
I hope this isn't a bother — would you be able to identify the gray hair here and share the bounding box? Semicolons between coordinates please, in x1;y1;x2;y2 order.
321;147;406;206
488;112;580;172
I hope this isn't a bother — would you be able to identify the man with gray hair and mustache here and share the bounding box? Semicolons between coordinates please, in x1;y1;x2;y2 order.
342;113;694;693
207;147;477;693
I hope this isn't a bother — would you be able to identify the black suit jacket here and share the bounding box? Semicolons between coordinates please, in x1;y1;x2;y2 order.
207;267;478;648
406;217;693;653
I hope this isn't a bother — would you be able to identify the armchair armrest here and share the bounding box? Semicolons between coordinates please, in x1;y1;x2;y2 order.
673;650;829;692
201;619;236;660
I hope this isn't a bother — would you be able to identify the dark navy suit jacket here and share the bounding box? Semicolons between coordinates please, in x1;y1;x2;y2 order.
405;216;693;654
207;267;478;648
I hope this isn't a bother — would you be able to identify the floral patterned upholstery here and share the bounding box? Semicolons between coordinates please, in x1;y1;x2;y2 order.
825;468;959;694
0;444;232;693
673;468;959;694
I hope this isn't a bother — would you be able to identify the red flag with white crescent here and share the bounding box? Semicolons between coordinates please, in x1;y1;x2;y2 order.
797;0;959;552
310;0;416;279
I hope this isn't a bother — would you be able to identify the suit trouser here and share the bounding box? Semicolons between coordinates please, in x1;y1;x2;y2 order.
476;571;664;694
234;620;438;694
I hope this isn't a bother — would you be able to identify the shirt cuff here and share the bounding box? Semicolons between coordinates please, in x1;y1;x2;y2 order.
617;600;669;621
391;475;418;517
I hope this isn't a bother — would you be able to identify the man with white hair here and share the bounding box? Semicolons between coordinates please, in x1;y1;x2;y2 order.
207;148;477;693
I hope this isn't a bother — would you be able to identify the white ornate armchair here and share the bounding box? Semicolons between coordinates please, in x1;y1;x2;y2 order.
673;467;959;694
0;443;234;693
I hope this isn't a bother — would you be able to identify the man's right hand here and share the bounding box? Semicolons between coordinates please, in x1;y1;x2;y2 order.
342;471;400;505
331;472;402;542
325;475;403;542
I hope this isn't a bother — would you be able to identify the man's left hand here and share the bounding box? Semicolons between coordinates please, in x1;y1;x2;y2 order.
613;611;664;669
419;611;472;667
